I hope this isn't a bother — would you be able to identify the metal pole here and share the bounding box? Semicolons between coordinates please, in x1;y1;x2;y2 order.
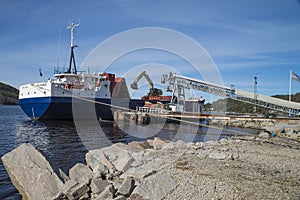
254;74;257;113
289;69;292;101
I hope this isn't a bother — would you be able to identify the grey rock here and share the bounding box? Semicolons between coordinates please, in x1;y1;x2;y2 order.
79;193;90;200
92;163;109;179
198;150;210;159
86;149;114;172
161;142;176;150
258;131;270;139
57;178;89;200
102;144;134;172
90;178;110;195
112;181;122;191
128;141;152;150
129;193;150;200
146;139;154;148
65;182;89;200
116;177;135;197
131;171;176;200
130;160;143;167
113;153;134;172
94;184;115;200
153;137;169;150
208;151;228;160
1;143;64;200
114;195;127;200
87;143;134;173
52;191;68;200
130;151;144;161
62;179;78;192
286;130;298;139
120;165;155;181
69;163;93;185
186;142;195;148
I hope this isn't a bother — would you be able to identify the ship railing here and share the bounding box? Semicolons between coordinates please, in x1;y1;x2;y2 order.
136;106;164;114
54;66;68;74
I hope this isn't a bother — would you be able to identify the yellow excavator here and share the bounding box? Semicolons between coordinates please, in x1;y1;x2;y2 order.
131;71;163;100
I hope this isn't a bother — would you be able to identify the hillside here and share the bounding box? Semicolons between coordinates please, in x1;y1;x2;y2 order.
204;93;300;115
0;82;18;105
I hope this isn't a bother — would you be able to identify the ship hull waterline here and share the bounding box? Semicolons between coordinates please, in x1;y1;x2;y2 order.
19;97;145;120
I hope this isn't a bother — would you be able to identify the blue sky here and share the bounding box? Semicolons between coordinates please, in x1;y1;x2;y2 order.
1;0;300;99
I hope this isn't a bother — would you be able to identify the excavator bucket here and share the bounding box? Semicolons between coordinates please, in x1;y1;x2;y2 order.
131;82;138;90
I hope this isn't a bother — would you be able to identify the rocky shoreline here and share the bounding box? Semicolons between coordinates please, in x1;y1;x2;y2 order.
209;118;300;140
2;128;300;200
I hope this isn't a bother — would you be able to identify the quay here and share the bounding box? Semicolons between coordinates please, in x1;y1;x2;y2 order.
113;107;300;126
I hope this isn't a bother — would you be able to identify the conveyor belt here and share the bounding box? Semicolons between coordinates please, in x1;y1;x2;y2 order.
162;73;300;115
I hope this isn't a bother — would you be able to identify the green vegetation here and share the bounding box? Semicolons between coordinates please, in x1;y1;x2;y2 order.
204;93;300;116
204;98;255;113
273;92;300;102
0;82;18;105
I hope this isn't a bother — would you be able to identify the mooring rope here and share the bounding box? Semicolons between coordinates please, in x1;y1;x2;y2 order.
35;86;298;146
72;95;261;136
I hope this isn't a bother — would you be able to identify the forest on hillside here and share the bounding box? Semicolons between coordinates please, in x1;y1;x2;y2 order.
203;93;300;116
0;82;18;105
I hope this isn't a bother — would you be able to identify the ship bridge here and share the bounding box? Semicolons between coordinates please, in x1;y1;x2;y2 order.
161;73;300;116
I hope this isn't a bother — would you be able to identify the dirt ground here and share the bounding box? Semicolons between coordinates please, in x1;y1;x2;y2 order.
161;136;300;200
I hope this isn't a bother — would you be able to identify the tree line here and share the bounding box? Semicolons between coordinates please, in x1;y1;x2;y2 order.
0;82;18;105
204;93;300;116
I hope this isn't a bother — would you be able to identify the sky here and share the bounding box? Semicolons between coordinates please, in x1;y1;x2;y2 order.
1;0;300;100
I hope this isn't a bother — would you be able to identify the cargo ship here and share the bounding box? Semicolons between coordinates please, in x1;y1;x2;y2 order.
18;23;139;120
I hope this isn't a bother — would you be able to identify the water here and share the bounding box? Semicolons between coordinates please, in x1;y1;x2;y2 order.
0;105;258;199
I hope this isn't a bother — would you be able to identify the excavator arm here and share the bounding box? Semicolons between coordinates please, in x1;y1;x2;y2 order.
131;71;154;90
131;71;162;97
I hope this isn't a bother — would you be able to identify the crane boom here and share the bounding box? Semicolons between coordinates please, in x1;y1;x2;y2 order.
131;71;154;90
130;71;163;100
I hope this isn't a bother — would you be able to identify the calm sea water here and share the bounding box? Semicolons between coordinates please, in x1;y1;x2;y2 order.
0;105;258;199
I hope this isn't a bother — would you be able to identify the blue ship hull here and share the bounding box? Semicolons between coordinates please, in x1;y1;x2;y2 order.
19;97;115;120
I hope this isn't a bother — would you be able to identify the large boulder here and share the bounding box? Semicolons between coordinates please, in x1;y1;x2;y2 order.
69;163;93;185
90;178;110;195
86;149;115;172
1;143;64;200
130;171;176;200
86;143;134;173
120;164;155;181
116;177;135;197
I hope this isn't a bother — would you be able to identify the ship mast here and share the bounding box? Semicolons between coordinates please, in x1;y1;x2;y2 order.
67;23;80;74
